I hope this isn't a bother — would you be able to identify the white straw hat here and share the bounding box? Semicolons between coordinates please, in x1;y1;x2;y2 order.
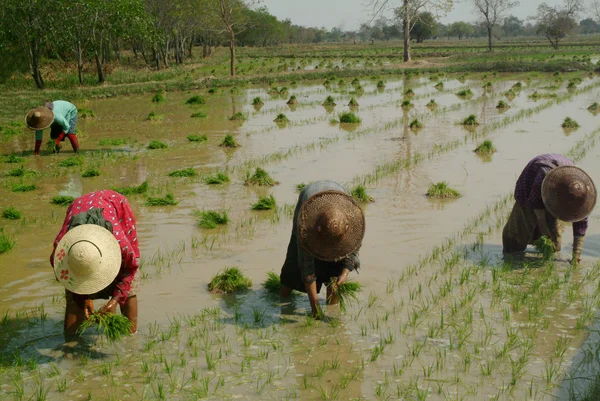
53;224;122;294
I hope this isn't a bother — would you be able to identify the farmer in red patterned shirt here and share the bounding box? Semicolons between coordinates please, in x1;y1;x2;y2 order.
51;190;141;335
503;154;596;263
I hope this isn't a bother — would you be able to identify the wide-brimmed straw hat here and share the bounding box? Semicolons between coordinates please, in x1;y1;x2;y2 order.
542;165;596;222
25;107;54;130
53;224;122;295
298;190;365;262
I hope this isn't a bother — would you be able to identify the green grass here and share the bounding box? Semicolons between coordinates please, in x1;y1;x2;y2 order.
339;112;361;124
2;207;22;220
245;167;278;186
533;236;555;262
147;140;168;149
252;97;264;106
4;154;23;163
229;112;246;121
562;117;579;128
82;168;100;178
401;100;413;108
78;108;96;118
588;102;600;111
348;98;359;107
185;95;205;105
426;99;437;107
262;272;281;294
145;193;178;206
194;210;229;229
191;111;208;118
274;113;290;123
112;181;148;196
59;156;84;167
426;182;462;199
0;231;16;254
204;172;230;185
220;134;240;148
351;184;374;203
77;313;132;342
329;279;362;312
474;140;497;155
208;267;252;293
496;100;510;109
151;91;165;103
252;194;277;210
187;134;208;142
456;89;474;97
461;114;479;126
409;119;423;129
168;167;197;177
296;182;307;193
98;138;127;146
11;184;36;192
51;196;75;206
323;96;336;106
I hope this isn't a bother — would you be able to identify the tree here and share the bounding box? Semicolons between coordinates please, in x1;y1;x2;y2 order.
472;0;519;51
580;18;599;34
502;15;524;36
535;0;583;49
448;21;475;39
411;12;438;42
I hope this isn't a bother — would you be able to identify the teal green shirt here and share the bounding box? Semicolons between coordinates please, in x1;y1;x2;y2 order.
35;100;77;139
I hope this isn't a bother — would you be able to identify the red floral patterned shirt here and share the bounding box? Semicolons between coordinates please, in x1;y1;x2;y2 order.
50;190;140;304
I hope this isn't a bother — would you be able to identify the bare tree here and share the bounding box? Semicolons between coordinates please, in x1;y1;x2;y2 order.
535;0;583;49
472;0;519;52
368;0;453;62
590;0;600;21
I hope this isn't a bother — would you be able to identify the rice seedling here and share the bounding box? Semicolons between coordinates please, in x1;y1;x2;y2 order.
98;138;127;146
252;97;264;107
112;181;148;195
426;182;462;199
377;80;385;88
51;196;75;206
263;272;281;294
474;140;496;156
59;156;84;167
513;82;523;89
2;206;22;220
208;267;252;293
562;117;579;129
5;165;25;177
229;112;246;121
505;89;516;98
204;172;230;185
0;230;16;254
78;108;95;118
194;210;229;229
148;140;168;149
296;182;307;193
187;134;207;142
322;96;336;107
191;111;208;118
329;279;361;312
588;102;600;112
252;195;277;210
4;154;23;163
351;184;374;203
456;89;474;97
81;167;100;178
145;193;178;206
11;183;36;192
220;134;240;148
533;236;555;262
185;95;205;105
496;100;510;109
461;114;479;126
482;81;493;89
146;111;161;121
168;167;197;177
274;113;290;123
348;98;359;107
152;91;166;103
244;167;278;186
409;119;423;129
286;95;298;105
401;100;414;109
338;112;361;124
426;99;437;108
77;312;132;342
404;88;415;97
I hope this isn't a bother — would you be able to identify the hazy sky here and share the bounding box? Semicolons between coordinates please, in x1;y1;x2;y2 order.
260;0;567;30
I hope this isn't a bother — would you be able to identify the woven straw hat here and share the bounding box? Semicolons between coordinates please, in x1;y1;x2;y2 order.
298;190;365;262
25;107;54;130
53;224;122;294
542;165;597;222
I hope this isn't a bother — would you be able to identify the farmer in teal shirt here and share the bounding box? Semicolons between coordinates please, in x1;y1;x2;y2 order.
26;100;79;155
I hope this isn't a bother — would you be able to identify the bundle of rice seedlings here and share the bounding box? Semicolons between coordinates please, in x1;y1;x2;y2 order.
512;82;523;89
505;89;516;98
208;267;252;293
286;96;298;105
263;272;281;294
278;87;288;95
351;78;360;85
274;113;290;123
426;99;437;108
146;111;161;121
434;82;443;90
204;172;230;185
348;98;359;107
404;88;415;97
482;81;492;89
338;79;345;86
533;236;555;262
339;112;361;124
145;193;178;206
296;182;307;193
229;112;246;121
377;80;385;89
191;112;208;118
78;108;96;119
252;97;264;106
168;167;197;177
426;182;461;199
77;312;132;342
207;88;217;94
268;87;279;95
0;230;16;254
11;184;36;192
323;79;331;86
329;278;361;312
245;168;278;186
185;95;205;105
351;184;374;203
5;154;23;163
46;140;59;153
151;91;165;103
82;168;100;178
2;207;22;220
252;195;276;210
461;114;479;126
195;210;229;229
187;134;208;142
291;80;298;86
588;102;600;112
6;165;25;177
112;181;148;196
409;119;423;129
147;140;168;149
562;117;579;129
496;100;510;109
457;75;467;82
456;89;474;97
322;96;336;107
51;196;75;206
474;140;496;156
401;100;414;109
219;134;240;148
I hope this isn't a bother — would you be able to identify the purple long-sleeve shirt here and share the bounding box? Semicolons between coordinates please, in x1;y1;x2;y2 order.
514;154;588;237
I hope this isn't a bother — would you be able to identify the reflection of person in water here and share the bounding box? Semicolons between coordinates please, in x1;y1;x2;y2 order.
279;180;365;318
26;100;80;155
50;190;141;335
502;154;596;263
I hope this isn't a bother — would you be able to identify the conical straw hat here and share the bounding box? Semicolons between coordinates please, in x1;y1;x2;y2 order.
25;107;54;130
53;224;122;295
298;190;365;262
542;165;596;222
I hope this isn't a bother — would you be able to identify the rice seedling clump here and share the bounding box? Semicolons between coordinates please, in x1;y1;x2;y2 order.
286;96;298;105
51;196;75;206
496;100;510;109
474;140;496;155
6;165;25;177
5;154;23;163
185;95;205;105
245;168;278;186
187;134;207;142
457;89;474;97
263;272;281;294
562;117;579;129
145;193;178;206
588;102;600;112
220;134;240;148
168;167;197;177
78;108;95;118
533;236;555;262
204;172;230;185
461;114;479;126
59;156;84;167
151;91;165;103
434;82;444;90
229;112;246;121
351;184;374;203
401;100;414;109
208;267;252;293
377;80;385;88
339;112;361;124
483;81;492;89
348;98;359;107
252;97;264;106
0;231;16;254
112;181;148;196
146;111;161;121
296;182;307;193
409;119;423;129
329;278;361;312
195;210;229;229
426;182;462;199
404;88;415;97
426;99;437;107
77;312;132;342
2;206;22;220
274;113;290;123
82;168;100;178
147;140;168;149
11;184;36;192
252;195;277;210
322;96;336;107
191;112;208;118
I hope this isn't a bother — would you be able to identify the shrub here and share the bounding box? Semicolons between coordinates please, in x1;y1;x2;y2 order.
185;95;205;105
168;167;197;177
229;112;246;121
195;210;229;229
219;134;240;148
51;196;75;206
191;112;208;118
401;100;414;109
409;119;423;129
11;184;36;192
252;194;277;210
151;91;165;103
263;272;281;294
339;112;361;124
426;99;437;107
562;117;579;129
461;114;479;126
474;140;496;156
204;172;230;185
252;97;264;106
82;168;100;178
588;102;600;112
404;88;415;97
112;181;148;196
0;230;16;254
348;98;359;107
187;134;207;142
209;267;252;293
533;236;555;262
456;89;474;97
2;207;22;220
351;184;374;203
322;96;336;107
78;108;96;118
245;168;278;186
496;100;510;109
147;140;168;149
426;182;461;199
145;193;178;206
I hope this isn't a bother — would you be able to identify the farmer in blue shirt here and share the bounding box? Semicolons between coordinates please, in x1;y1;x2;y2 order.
26;100;80;155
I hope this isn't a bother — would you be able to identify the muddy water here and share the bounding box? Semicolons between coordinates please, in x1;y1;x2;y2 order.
1;73;600;400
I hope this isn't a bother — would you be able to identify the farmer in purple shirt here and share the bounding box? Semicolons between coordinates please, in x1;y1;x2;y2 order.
503;154;596;263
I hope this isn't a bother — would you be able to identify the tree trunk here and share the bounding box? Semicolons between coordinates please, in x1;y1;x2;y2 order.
94;50;104;83
77;41;84;84
30;39;44;89
229;30;236;77
402;0;411;62
203;43;209;58
487;26;493;51
152;46;161;70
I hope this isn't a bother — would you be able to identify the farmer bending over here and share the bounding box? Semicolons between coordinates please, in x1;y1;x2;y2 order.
280;180;365;318
503;154;596;263
51;190;140;335
26;100;79;155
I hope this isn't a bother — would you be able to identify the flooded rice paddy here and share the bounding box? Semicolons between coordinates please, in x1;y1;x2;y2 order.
2;72;600;400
